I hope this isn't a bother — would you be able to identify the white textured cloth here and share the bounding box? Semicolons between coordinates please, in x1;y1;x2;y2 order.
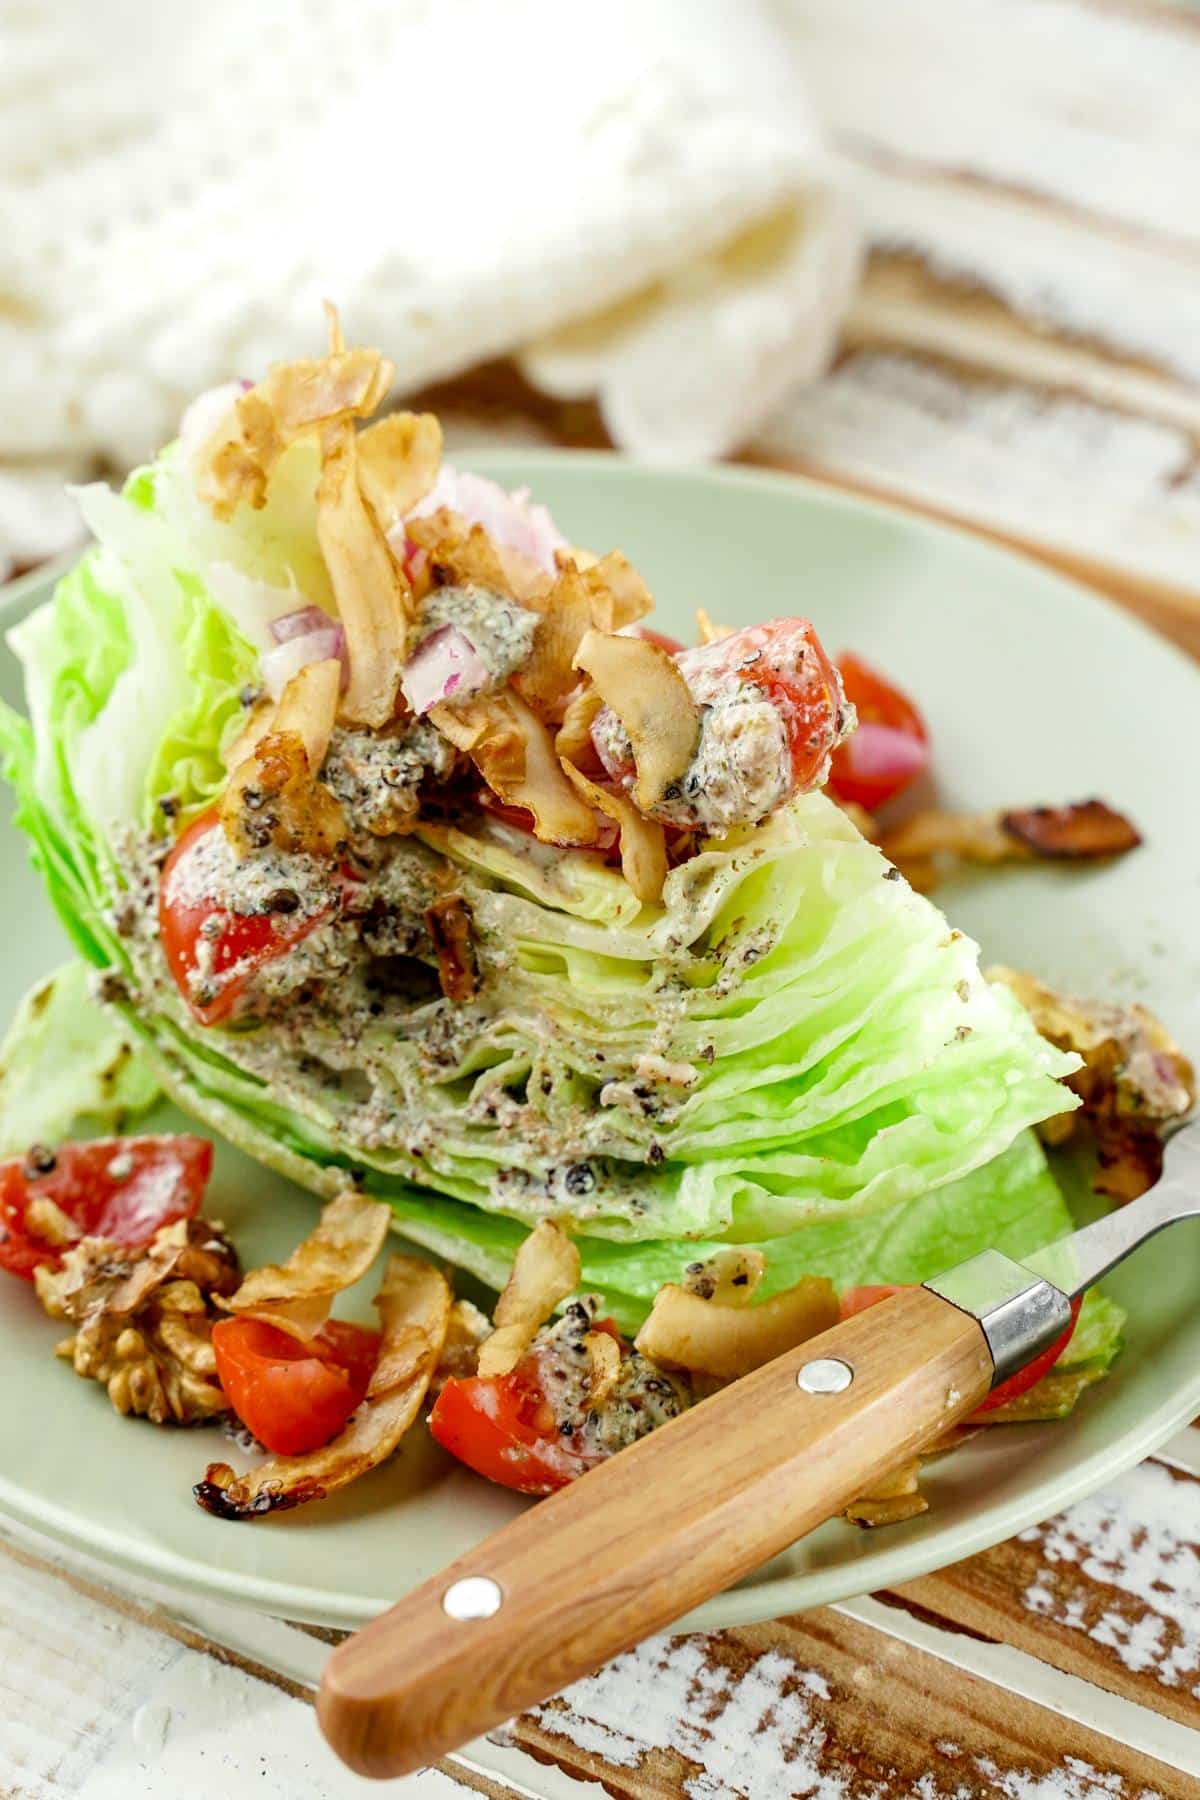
0;0;859;573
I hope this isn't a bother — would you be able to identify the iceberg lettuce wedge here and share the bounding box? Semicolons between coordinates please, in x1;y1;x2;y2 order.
0;441;1119;1385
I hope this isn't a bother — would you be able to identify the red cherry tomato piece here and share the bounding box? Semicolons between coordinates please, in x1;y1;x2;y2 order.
0;1134;212;1282
429;1317;627;1494
828;653;930;812
211;1316;381;1456
838;1283;907;1319
722;618;845;792
838;1283;1082;1411
429;1365;597;1494
158;808;337;1026
973;1296;1083;1414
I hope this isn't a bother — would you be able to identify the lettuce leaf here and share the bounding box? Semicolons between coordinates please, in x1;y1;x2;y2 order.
0;962;160;1156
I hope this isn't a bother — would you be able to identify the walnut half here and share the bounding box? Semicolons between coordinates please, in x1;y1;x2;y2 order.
36;1218;241;1426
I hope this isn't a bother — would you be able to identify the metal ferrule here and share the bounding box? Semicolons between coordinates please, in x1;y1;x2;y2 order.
924;1249;1073;1388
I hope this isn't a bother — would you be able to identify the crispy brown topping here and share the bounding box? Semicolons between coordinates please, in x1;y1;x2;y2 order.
990;964;1194;1201
424;894;480;1002
195;1254;451;1520
408;510;520;599
573;628;700;812
219;1191;391;1342
561;761;667;906
430;691;598;847
477;1221;580;1379
844;1459;928;1529
196;329;394;520
221;660;347;858
317;417;413;729
1000;800;1142;860
355;411;443;526
877;798;1142;891
634;1273;837;1382
221;727;347;860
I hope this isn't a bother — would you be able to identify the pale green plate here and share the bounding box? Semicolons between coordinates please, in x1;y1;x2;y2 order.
1;454;1197;1632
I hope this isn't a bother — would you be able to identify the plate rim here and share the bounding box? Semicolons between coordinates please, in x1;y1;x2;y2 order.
2;450;1198;1631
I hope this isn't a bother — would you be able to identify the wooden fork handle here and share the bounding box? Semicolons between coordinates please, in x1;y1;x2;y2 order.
317;1285;992;1778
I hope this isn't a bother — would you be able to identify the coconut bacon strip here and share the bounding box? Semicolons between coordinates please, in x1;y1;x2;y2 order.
317;418;413;729
197;347;394;519
634;1274;837;1382
555;686;604;767
356;411;443;527
219;659;346;858
477;1221;580;1379
573;628;699;812
562;761;667;905
218;1191;391;1342
430;691;598;847
878;799;1141;891
195;1254;452;1519
578;551;653;632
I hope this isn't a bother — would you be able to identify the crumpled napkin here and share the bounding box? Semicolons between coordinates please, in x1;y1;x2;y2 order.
0;0;859;574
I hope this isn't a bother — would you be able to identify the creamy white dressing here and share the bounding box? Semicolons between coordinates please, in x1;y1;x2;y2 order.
529;1297;692;1459
410;584;538;686
321;720;457;836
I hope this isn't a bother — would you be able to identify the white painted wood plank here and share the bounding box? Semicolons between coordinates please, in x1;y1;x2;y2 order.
757;349;1200;602
0;1519;597;1800
0;1556;428;1799
792;0;1200;247
844;159;1200;401
0;1536;485;1799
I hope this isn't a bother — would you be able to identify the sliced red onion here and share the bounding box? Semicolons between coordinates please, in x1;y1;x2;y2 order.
400;465;567;575
270;604;338;645
842;722;929;783
401;625;490;715
401;536;430;586
262;625;347;700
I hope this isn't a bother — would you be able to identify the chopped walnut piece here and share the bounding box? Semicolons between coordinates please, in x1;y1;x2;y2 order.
989;965;1194;1201
35;1218;241;1425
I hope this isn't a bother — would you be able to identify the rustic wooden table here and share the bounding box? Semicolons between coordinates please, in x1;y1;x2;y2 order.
4;2;1200;1794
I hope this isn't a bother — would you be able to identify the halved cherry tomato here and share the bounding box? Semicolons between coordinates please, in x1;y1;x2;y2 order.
633;625;685;655
704;618;844;792
211;1316;381;1456
430;1364;597;1494
158;808;337;1026
838;1283;906;1319
429;1317;625;1495
0;1134;212;1281
838;1283;1082;1412
827;653;929;812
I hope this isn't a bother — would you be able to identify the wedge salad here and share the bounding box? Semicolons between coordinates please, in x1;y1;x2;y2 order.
0;312;1192;1522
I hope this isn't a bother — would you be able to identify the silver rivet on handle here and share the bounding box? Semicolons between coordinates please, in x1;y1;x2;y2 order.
442;1576;503;1620
797;1357;854;1395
